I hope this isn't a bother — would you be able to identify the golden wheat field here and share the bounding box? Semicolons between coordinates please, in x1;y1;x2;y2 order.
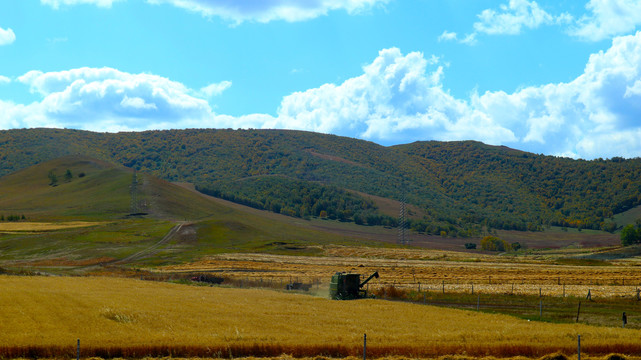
2;275;641;359
0;221;101;232
160;246;641;298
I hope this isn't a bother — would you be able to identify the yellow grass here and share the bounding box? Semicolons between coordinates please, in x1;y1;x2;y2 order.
1;275;641;358
0;221;101;232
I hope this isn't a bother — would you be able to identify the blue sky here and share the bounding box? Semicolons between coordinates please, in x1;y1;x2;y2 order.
1;0;641;159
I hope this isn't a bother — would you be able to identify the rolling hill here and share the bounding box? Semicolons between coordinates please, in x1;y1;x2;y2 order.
0;156;385;269
1;128;640;237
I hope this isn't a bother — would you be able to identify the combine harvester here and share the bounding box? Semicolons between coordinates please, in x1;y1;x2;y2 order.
329;271;379;300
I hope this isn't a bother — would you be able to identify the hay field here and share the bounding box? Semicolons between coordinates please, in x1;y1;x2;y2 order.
2;275;640;359
161;246;641;298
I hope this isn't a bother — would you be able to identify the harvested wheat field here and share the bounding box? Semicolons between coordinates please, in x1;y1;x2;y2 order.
161;247;641;298
1;275;641;359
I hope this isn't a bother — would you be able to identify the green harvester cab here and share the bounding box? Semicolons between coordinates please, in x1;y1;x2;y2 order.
330;271;379;300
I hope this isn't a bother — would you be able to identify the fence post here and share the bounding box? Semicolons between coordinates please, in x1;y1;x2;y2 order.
539;299;542;320
363;333;367;360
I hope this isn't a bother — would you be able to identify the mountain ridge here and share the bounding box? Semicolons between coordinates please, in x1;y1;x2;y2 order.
1;128;640;235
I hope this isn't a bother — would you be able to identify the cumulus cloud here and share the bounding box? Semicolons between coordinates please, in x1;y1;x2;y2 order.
570;0;641;41
271;33;641;158
7;67;234;131
0;27;16;46
40;0;122;8
271;47;518;146
145;0;389;23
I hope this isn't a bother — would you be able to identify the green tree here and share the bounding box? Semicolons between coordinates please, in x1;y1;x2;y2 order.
64;169;73;182
48;170;58;186
480;236;511;252
621;224;640;246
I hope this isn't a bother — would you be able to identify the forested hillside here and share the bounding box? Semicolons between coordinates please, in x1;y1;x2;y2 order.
1;128;640;236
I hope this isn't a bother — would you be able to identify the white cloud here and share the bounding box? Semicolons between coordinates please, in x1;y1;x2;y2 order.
0;27;16;46
438;31;458;42
449;0;640;43
145;0;389;23
270;32;641;158
40;0;122;8
473;0;568;36
9;67;230;131
199;80;232;98
438;30;478;45
441;0;571;45
570;0;641;41
271;47;518;145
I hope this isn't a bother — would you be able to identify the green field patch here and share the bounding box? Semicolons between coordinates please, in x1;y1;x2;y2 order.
71;220;175;244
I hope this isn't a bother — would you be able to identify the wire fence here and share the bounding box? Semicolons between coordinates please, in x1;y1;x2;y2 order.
373;279;641;299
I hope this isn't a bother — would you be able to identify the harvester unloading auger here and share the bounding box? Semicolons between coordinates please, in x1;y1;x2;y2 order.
329;271;379;300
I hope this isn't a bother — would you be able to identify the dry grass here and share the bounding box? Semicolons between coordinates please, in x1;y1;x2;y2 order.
2;275;641;359
0;221;101;232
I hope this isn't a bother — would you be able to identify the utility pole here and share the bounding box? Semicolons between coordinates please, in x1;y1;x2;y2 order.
130;171;138;214
398;194;409;245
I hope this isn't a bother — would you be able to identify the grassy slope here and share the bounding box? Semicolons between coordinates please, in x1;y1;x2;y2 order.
613;205;641;227
0;156;382;268
0;156;131;220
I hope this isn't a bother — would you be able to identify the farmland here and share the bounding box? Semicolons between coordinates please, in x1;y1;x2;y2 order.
3;155;641;359
162;246;641;298
2;275;641;359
